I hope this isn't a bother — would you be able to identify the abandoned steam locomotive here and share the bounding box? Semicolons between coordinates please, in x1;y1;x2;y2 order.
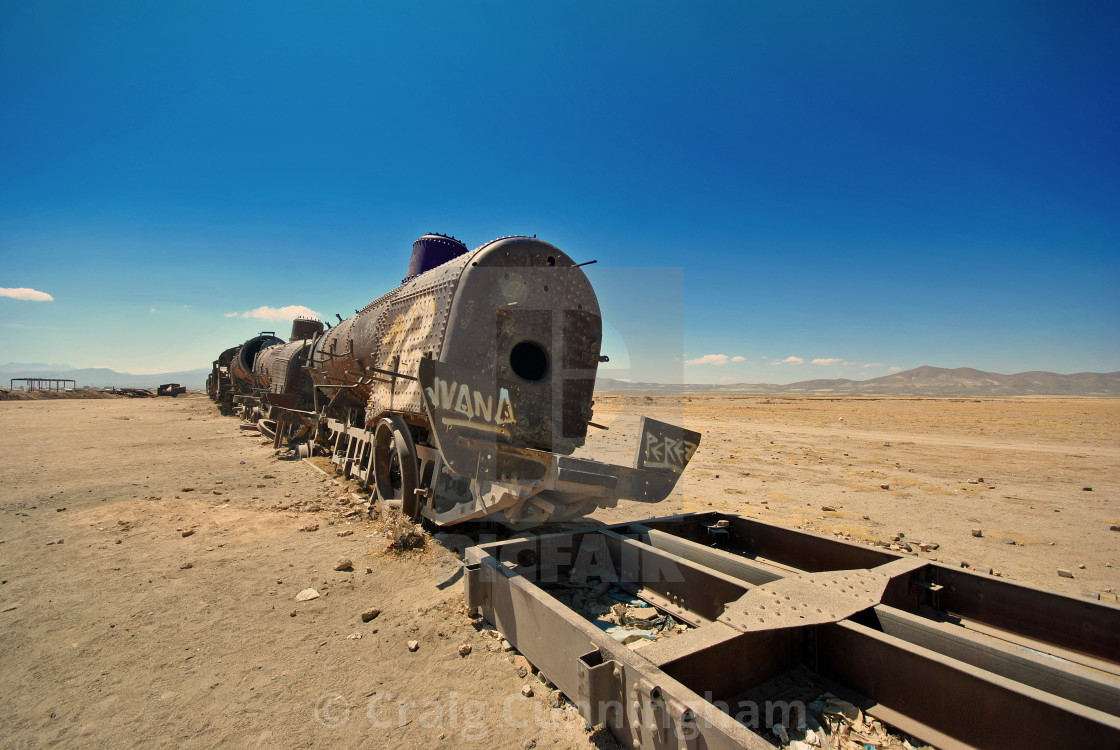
207;234;700;528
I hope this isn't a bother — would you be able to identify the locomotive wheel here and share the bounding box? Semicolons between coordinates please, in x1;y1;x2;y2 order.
373;415;420;520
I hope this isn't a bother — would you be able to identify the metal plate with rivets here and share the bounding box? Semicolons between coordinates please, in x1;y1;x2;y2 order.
717;569;891;632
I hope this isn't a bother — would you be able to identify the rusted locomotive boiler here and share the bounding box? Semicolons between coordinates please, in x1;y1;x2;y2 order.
212;234;700;529
207;332;283;414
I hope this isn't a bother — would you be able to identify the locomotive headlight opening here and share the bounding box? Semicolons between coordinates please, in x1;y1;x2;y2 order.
509;340;550;382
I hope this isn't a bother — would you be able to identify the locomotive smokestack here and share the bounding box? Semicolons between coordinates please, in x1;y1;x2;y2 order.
404;234;468;283
289;318;325;342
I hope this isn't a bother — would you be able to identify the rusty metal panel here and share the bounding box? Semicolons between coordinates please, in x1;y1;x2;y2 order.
465;514;1120;749
817;620;1120;748
229;332;283;392
868;605;1120;717
931;565;1120;664
718;569;892;632
366;265;459;420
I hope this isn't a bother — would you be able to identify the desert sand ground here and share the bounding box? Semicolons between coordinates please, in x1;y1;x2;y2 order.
585;395;1120;595
1;394;1117;749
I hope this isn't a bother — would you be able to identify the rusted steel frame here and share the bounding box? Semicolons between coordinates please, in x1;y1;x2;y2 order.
11;377;77;391
816;620;1120;748
633;525;798;584
464;547;774;750
633;518;1120;708
634;514;1120;666
867;605;1120;717
640;513;896;572
466;519;1120;749
467;529;749;623
931;565;1120;664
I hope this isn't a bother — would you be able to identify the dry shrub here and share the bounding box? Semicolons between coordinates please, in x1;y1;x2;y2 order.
373;506;427;552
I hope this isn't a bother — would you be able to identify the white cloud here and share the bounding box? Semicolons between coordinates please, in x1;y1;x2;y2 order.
227;305;321;321
769;355;804;365
150;307;157;313
731;355;746;362
811;358;846;366
0;287;53;302
888;366;902;373
684;353;730;366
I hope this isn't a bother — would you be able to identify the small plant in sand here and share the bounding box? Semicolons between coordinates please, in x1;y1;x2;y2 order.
374;506;427;552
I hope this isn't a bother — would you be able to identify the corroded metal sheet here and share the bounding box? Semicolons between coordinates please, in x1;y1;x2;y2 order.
465;513;1120;749
717;569;890;632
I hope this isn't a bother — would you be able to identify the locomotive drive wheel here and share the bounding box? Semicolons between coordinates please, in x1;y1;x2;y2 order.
373;415;420;520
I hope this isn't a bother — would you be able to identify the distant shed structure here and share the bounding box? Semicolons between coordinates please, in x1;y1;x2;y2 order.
10;378;77;392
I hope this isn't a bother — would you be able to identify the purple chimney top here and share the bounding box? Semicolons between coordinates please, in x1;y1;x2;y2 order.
404;234;468;283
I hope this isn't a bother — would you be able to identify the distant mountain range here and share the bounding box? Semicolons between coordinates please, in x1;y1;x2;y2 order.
596;366;1120;397
1;362;208;391
3;363;1117;397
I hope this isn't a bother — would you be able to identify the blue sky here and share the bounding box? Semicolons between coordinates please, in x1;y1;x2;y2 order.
2;1;1117;382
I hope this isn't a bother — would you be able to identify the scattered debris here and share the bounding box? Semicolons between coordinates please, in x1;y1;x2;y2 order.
971;529;983;538
407;640;419;652
511;655;532;678
521;684;534;698
181;529;195;538
179;562;193;569
458;643;472;657
334;558;353;572
298;523;319;533
544;582;692;648
361;608;381;623
1058;569;1074;579
296;588;320;601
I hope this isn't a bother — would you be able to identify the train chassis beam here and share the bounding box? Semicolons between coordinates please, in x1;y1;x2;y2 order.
464;512;1120;750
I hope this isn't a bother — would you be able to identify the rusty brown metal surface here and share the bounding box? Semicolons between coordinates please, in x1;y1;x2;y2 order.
465;513;1120;749
228;332;282;392
211;234;700;528
717;569;893;632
